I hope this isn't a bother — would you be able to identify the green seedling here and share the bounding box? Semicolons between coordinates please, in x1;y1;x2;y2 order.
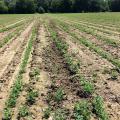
74;100;91;120
27;88;38;105
93;96;109;120
54;88;64;102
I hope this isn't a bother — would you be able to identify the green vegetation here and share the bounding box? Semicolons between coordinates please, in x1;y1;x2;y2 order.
1;13;118;120
44;107;51;119
71;23;119;47
0;19;25;33
74;100;91;120
3;108;12;120
111;69;118;80
53;109;66;120
26;88;38;105
1;0;120;14
3;25;37;120
93;96;109;120
82;81;94;96
57;20;120;69
49;27;80;74
0;24;25;48
18;105;29;118
54;88;64;102
6;78;23;107
29;68;40;81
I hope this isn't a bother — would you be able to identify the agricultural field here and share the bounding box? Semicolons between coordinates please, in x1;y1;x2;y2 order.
0;13;120;120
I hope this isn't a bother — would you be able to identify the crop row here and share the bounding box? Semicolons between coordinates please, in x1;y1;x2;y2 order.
17;23;40;120
53;17;120;47
56;20;120;70
44;22;109;120
0;19;27;33
70;22;119;47
52;16;119;36
0;22;27;49
3;24;37;120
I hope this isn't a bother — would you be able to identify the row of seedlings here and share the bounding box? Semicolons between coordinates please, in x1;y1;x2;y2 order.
55;20;120;80
17;22;41;120
2;22;37;120
44;21;109;120
0;20;31;48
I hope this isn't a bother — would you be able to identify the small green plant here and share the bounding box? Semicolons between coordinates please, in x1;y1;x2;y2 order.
53;109;66;120
74;100;91;120
6;78;23;107
93;96;109;120
64;54;80;74
111;70;118;80
44;107;51;119
27;88;38;105
83;81;94;95
18;105;29;117
29;68;40;78
54;88;64;102
3;108;12;120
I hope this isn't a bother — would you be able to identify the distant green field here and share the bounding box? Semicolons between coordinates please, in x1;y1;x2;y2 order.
45;12;120;26
0;14;34;27
0;13;120;27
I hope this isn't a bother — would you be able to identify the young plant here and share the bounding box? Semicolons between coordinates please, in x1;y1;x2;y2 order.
82;81;94;96
43;107;51;119
53;109;66;120
93;96;109;120
18;105;29;118
64;54;80;74
6;78;23;107
111;69;118;80
29;68;40;81
26;88;38;105
74;100;91;120
54;88;64;102
3;108;12;120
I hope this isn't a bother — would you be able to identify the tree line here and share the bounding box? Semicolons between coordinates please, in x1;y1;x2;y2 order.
0;0;120;14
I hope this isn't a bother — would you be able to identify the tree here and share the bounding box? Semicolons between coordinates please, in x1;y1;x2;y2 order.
73;0;89;12
7;0;16;13
110;0;120;11
0;0;8;13
15;0;37;13
50;0;72;13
